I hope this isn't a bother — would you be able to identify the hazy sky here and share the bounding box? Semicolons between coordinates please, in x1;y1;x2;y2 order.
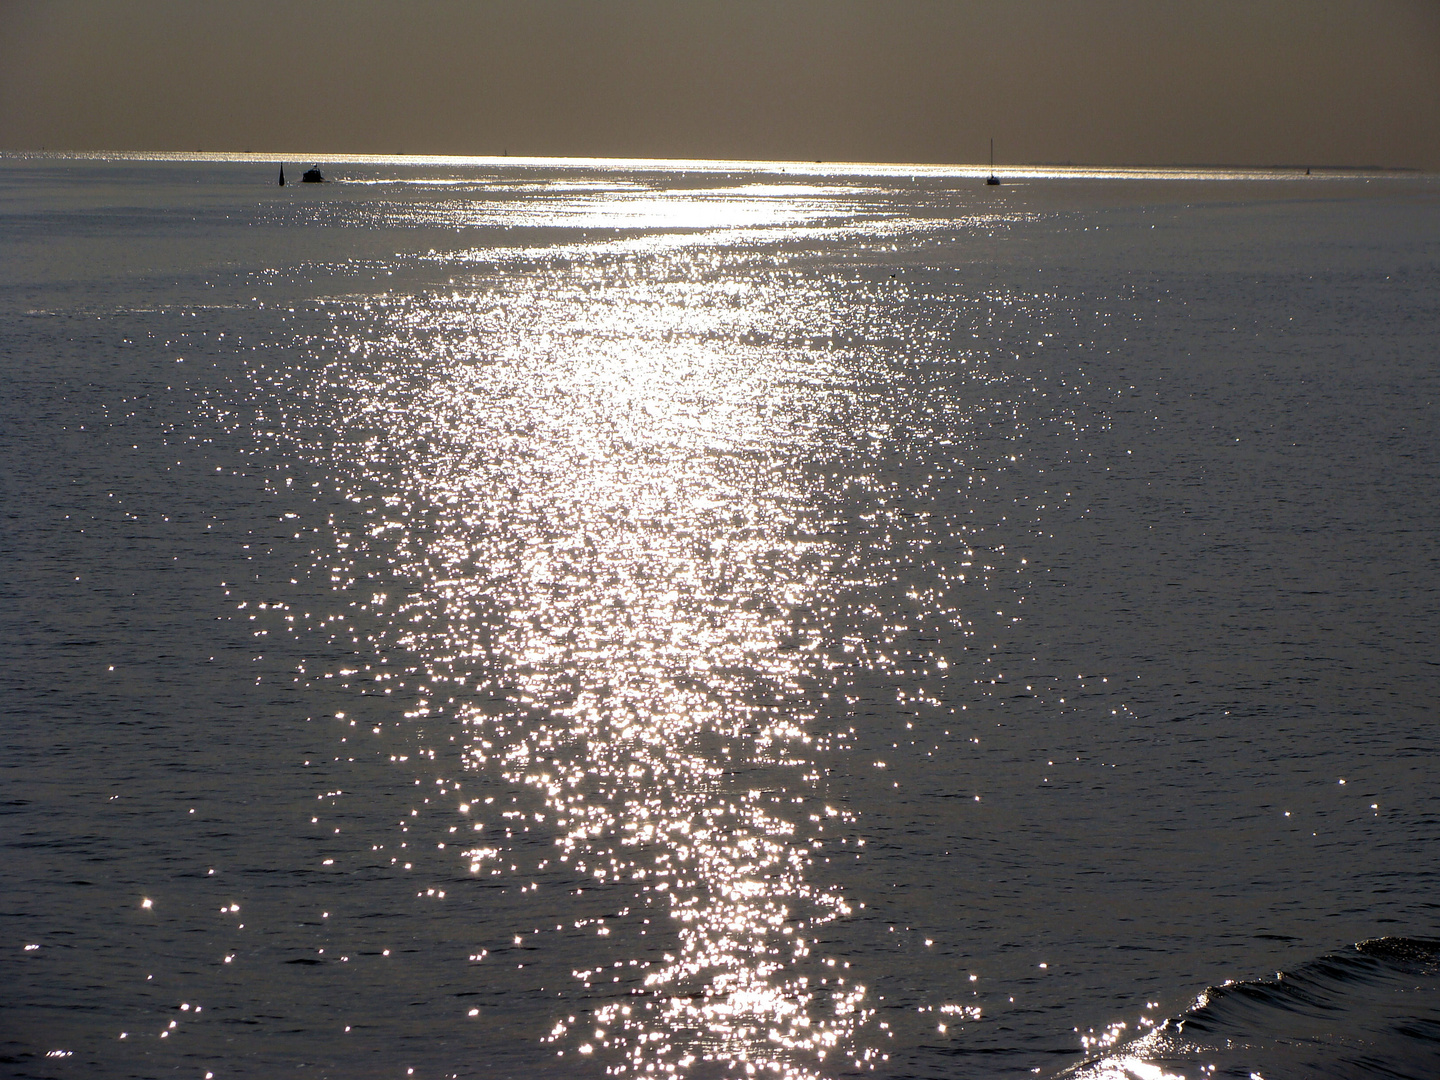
3;0;1438;168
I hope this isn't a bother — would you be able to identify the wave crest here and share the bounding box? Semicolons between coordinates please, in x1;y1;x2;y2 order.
1066;937;1440;1080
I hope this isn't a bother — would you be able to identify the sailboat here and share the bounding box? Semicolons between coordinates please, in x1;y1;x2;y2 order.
986;139;1001;186
278;164;286;187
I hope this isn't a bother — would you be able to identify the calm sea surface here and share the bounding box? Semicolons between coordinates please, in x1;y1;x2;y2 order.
2;155;1438;1080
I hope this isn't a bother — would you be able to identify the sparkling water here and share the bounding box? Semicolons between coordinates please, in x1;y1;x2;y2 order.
3;155;1438;1079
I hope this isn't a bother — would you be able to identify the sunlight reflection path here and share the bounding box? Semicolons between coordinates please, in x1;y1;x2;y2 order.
301;245;880;1075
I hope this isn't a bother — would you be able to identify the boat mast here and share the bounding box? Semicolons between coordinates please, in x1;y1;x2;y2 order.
986;138;1001;185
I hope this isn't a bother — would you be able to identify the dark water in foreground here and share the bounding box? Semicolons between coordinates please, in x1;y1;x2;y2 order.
2;155;1438;1079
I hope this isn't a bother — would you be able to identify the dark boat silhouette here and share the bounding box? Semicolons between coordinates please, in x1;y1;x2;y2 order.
278;165;285;186
301;167;325;183
986;138;1001;186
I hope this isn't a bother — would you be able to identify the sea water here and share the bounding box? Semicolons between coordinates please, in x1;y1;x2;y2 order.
2;155;1438;1080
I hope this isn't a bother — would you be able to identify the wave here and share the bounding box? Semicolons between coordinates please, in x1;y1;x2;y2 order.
1064;937;1440;1080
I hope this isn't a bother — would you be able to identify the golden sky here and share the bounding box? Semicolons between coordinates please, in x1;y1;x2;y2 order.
3;0;1437;168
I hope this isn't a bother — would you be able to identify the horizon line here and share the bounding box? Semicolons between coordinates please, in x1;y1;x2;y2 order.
0;148;1428;179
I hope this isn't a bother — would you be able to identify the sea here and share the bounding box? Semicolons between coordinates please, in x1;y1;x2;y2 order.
2;153;1438;1080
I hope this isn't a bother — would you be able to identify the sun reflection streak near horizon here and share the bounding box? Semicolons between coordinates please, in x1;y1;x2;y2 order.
287;238;883;1075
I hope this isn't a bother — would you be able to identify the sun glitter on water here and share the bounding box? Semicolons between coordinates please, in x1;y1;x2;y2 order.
284;197;890;1075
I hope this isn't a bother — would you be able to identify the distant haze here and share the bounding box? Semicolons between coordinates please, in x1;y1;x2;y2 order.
3;0;1438;168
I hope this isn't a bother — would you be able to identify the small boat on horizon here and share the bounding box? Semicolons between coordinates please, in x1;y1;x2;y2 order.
301;167;325;183
278;164;285;186
986;138;1001;186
